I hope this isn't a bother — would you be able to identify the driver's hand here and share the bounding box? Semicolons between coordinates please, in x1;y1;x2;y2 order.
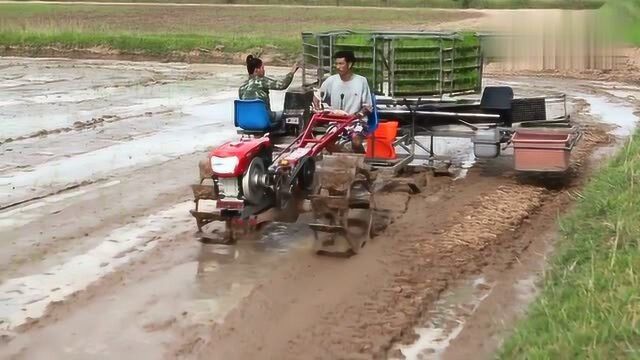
329;109;349;116
311;102;329;113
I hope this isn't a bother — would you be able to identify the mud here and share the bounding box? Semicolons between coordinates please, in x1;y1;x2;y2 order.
0;58;293;209
0;55;639;360
0;46;254;70
385;126;613;360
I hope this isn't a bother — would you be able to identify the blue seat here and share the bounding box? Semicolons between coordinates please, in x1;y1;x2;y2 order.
368;93;379;133
234;99;273;132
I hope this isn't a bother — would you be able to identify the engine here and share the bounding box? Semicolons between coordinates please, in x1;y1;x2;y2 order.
209;137;272;206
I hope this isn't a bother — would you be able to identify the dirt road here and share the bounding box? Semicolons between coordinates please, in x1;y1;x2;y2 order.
0;57;639;359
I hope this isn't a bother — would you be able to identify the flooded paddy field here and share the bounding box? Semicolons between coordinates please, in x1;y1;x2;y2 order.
0;57;638;359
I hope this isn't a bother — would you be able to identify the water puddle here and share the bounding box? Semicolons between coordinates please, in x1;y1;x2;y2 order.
392;277;495;360
392;270;544;360
512;274;539;313
576;93;639;136
0;201;193;330
189;224;311;324
606;89;640;101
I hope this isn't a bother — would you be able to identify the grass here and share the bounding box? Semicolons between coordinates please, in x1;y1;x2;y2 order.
10;0;606;9
0;4;480;57
0;31;300;55
629;28;640;46
600;0;640;45
499;133;640;359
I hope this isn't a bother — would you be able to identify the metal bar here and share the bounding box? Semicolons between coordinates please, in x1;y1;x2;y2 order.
414;138;431;153
302;33;307;87
439;37;443;99
329;35;334;76
477;41;483;93
441;64;484;71
450;37;456;97
429;135;434;157
383;40;390;96
399;142;412;153
317;34;323;84
370;152;414;175
390;40;395;98
417;129;482;138
392;133;411;146
412;98;418;158
375;97;461;105
377;109;501;119
373;36;377;94
389;153;414;175
413;154;436;160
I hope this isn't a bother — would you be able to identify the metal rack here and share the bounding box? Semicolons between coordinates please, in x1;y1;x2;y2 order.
301;30;483;99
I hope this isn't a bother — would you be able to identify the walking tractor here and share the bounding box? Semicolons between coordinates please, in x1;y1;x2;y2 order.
191;111;375;255
190;30;583;256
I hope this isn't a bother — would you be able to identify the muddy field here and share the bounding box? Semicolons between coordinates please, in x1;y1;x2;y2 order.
0;56;638;359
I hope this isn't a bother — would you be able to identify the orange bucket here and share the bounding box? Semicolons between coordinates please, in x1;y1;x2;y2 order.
366;121;398;159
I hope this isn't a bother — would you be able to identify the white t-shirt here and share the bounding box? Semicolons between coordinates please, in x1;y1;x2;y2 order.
319;74;372;115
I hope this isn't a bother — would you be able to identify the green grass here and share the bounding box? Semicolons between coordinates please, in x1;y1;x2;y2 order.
0;3;478;57
499;133;640;359
0;31;300;55
629;28;640;46
600;0;640;45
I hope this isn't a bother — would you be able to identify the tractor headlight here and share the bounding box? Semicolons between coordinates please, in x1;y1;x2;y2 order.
210;156;239;175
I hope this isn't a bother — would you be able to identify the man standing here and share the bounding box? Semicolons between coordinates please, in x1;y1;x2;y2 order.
313;50;372;153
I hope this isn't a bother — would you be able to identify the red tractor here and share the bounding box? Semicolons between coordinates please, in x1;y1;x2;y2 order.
191;109;375;255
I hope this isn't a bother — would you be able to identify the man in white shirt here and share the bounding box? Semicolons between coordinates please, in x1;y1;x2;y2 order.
313;50;372;153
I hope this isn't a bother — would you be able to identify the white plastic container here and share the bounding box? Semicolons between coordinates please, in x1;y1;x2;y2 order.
472;128;501;158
